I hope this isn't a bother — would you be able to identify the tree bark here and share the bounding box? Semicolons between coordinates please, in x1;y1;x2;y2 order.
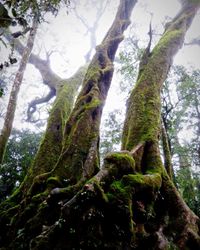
0;15;38;164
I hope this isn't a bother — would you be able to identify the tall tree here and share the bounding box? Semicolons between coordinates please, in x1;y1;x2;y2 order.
0;15;38;164
0;1;200;249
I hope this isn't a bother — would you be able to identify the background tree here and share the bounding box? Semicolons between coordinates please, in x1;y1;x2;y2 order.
2;0;111;123
162;66;200;216
0;129;41;202
0;15;38;164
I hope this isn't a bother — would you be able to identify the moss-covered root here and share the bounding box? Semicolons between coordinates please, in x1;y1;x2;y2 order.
121;173;162;233
94;151;136;184
23;153;135;250
58;160;162;249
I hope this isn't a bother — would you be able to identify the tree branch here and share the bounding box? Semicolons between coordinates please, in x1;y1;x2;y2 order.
27;87;56;122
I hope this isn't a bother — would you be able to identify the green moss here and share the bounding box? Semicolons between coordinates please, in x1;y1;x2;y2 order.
109;180;131;202
32;191;49;203
47;176;63;187
105;152;134;164
152;29;183;57
122;13;188;154
85;99;102;109
104;152;135;173
122;173;162;193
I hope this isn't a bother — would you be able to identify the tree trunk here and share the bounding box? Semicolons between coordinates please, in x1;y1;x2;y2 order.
0;16;38;164
161;117;173;180
20;65;88;195
120;0;200;248
1;1;200;249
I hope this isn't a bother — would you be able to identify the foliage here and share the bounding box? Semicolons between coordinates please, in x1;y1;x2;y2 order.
1;0;71;24
175;167;200;217
100;109;123;160
0;0;71;71
118;33;142;93
161;65;200;214
0;129;42;202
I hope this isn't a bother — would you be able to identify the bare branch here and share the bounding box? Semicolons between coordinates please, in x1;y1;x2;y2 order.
185;36;200;46
74;0;110;62
27;88;56;122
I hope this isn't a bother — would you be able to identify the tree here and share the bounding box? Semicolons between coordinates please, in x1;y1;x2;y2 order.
161;65;200;214
0;0;200;249
100;109;123;159
0;1;70;70
0;15;38;164
0;129;41;202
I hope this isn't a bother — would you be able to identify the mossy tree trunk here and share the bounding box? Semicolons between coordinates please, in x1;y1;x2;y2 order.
0;16;38;164
20;66;88;196
1;1;200;250
120;0;200;248
32;0;137;186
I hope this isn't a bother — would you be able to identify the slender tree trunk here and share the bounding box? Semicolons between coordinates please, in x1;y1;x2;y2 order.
0;16;38;164
161;117;173;180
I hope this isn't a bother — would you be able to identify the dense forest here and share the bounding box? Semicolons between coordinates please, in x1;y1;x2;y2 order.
0;0;200;249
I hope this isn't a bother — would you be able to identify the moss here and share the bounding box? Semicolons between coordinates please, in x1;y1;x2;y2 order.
152;29;183;58
108;180;132;203
85;99;102;109
105;152;134;165
122;9;190;155
31;191;49;203
92;179;109;203
1;204;20;226
122;173;162;192
47;176;63;188
104;152;135;175
106;179;136;240
84;65;101;83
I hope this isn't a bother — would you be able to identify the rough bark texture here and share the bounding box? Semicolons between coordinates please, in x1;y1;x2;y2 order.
0;16;38;164
1;1;200;250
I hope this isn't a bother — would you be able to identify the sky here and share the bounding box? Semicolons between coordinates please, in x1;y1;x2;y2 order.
0;0;200;134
